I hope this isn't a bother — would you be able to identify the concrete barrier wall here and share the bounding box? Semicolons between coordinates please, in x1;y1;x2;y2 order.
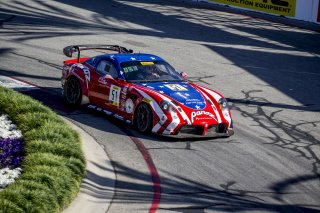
204;0;320;24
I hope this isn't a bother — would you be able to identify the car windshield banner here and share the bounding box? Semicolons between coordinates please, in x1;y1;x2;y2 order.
209;0;296;17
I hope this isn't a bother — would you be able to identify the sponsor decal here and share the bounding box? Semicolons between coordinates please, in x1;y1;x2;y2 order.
109;84;121;107
210;0;296;17
98;77;107;85
140;61;154;65
72;64;90;88
114;114;124;120
165;84;188;91
86;104;129;122
121;93;126;100
123;66;138;74
176;92;188;99
186;98;202;104
143;98;152;104
103;110;112;115
120;101;126;111
123;86;128;93
191;111;216;123
125;99;134;114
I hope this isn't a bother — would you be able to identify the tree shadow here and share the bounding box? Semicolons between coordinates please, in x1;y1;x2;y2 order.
1;0;320;211
230;89;320;176
78;159;320;212
15;86;320;212
1;0;319;109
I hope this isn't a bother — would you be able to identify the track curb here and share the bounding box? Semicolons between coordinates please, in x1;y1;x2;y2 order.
62;118;115;213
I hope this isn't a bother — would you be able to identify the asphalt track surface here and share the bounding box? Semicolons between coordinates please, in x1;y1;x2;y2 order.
1;0;320;212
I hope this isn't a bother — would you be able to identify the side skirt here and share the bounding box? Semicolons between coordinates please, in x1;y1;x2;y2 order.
84;104;132;124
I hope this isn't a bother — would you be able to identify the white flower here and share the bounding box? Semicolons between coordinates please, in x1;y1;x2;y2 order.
0;114;22;139
0;167;22;188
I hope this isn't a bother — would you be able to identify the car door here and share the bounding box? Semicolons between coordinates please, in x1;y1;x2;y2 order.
89;59;121;111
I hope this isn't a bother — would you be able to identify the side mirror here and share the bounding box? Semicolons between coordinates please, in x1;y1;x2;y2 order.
180;72;187;79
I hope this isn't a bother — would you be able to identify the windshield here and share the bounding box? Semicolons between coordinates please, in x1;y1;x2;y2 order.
121;60;183;82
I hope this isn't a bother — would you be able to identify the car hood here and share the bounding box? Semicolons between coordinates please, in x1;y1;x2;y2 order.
134;82;206;110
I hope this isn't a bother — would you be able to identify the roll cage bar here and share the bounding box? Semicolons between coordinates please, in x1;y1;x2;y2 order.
63;45;134;63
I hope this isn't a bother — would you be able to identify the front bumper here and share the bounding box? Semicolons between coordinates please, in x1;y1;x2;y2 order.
164;123;234;138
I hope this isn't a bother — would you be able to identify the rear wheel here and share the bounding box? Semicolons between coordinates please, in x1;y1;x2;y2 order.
63;77;82;106
135;103;153;133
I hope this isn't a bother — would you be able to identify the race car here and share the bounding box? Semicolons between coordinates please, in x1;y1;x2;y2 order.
61;45;234;137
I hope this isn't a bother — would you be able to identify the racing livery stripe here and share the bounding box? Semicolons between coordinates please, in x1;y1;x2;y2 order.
152;92;187;133
158;119;172;135
175;106;191;125
198;90;222;123
198;86;232;127
198;85;222;101
176;106;191;124
71;72;84;82
223;110;232;127
163;111;180;135
135;89;167;133
139;88;184;134
152;123;162;133
155;92;191;125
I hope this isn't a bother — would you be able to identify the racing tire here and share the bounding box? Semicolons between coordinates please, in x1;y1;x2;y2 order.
135;103;153;133
63;76;82;106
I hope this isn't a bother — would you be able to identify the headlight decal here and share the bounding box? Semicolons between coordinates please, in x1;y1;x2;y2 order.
157;93;189;133
136;88;185;134
160;100;176;113
218;98;228;111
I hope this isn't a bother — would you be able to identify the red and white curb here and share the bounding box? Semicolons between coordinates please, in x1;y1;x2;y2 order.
0;75;37;91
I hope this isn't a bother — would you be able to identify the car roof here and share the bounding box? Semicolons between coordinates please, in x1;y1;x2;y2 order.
95;53;164;64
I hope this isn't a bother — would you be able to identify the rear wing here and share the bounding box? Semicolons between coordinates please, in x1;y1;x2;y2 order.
63;45;133;63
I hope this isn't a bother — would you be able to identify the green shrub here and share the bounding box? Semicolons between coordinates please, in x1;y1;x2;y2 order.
0;86;86;212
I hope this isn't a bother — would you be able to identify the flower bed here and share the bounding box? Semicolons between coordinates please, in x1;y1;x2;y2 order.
0;86;85;212
0;115;24;169
0;114;24;189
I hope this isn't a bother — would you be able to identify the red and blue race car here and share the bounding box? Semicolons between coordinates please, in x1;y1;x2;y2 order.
61;45;233;137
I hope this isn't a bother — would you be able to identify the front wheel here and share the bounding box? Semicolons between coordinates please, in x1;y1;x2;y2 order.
135;103;153;133
63;77;82;106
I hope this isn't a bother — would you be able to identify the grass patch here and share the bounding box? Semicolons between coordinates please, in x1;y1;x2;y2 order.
0;86;86;212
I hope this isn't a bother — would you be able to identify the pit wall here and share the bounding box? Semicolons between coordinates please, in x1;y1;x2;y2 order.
203;0;320;24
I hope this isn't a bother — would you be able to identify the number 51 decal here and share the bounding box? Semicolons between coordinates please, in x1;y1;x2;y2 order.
109;84;121;107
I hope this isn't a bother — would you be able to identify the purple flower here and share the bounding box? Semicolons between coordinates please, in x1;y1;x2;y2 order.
0;137;24;169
